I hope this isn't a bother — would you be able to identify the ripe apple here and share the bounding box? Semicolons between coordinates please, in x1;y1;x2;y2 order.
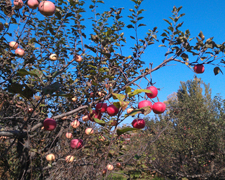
85;128;94;135
194;64;205;74
15;48;25;57
97;91;104;97
102;169;107;175
146;86;158;99
75;55;82;62
107;164;114;171
43;118;56;131
14;0;23;9
27;0;39;9
72;96;77;102
38;1;55;16
0;22;3;31
46;153;55;161
49;54;57;61
107;104;119;116
71;120;80;128
66;132;73;139
28;107;33;113
116;162;122;168
9;41;18;49
132;119;145;129
127;108;134;114
96;103;107;113
65;155;74;163
70;139;83;149
138;100;152;113
82;115;89;122
88;110;102;122
152;102;166;114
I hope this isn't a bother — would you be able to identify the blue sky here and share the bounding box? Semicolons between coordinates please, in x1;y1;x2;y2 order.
4;0;225;125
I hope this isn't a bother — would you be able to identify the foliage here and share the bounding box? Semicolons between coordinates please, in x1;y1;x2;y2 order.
144;79;225;179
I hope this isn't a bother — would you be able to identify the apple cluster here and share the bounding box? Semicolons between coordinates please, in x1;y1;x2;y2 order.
13;0;55;16
131;86;166;129
8;1;67;61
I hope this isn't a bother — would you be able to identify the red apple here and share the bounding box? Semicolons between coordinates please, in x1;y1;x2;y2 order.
38;1;55;16
66;132;73;139
0;22;3;31
138;100;152;113
70;139;83;149
146;86;158;99
75;55;82;62
14;0;23;9
27;0;39;9
194;64;204;74
15;48;25;57
88;110;102;122
9;41;18;49
132;119;145;129
96;102;107;113
107;104;119;116
116;162;122;168
43;118;56;131
152;102;166;114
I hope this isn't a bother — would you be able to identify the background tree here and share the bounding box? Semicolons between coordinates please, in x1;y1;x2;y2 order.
144;78;225;179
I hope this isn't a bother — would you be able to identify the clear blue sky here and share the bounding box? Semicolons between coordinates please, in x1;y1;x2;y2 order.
4;0;225;125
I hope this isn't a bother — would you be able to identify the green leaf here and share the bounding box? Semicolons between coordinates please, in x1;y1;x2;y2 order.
113;102;120;109
17;69;43;79
53;93;73;98
117;127;139;136
127;24;134;28
52;70;65;79
125;109;141;117
112;93;125;101
214;67;223;75
8;83;35;99
93;118;105;125
138;24;146;27
120;101;129;111
17;69;30;77
49;28;56;35
163;19;172;26
125;86;132;94
42;82;61;95
55;11;62;19
128;89;151;98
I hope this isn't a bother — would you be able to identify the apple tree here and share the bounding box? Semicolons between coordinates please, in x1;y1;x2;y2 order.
0;0;225;179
